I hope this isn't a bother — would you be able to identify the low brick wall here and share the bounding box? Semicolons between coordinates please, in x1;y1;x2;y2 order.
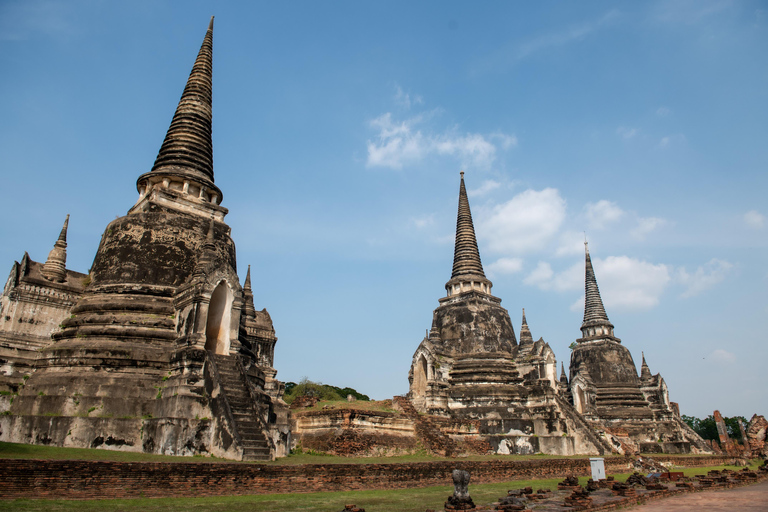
0;455;734;500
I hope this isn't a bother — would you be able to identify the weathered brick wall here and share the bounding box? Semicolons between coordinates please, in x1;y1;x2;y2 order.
0;455;734;500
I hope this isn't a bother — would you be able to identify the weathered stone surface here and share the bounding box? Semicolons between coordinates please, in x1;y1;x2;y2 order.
0;18;288;461
407;174;608;457
566;244;711;455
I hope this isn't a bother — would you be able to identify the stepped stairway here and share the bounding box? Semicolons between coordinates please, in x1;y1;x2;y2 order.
554;395;614;455
394;396;457;457
211;353;272;461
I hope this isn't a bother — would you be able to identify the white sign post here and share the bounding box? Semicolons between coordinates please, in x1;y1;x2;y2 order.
589;457;606;481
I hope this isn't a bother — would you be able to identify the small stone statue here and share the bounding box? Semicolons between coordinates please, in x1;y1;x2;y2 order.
445;469;475;510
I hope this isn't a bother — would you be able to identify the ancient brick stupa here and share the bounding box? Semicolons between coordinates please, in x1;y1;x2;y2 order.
406;173;610;455
0;18;288;460
567;243;709;453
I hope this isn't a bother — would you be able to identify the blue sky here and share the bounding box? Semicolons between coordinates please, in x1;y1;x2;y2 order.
1;1;766;419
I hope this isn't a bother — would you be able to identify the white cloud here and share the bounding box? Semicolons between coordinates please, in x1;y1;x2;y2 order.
468;180;501;197
393;84;422;110
617;126;638;139
591;256;672;311
410;214;435;229
706;349;736;365
676;259;733;298
556;230;587;257
514;10;619;60
659;136;671;148
523;261;582;292
366;112;513;170
585;200;625;229
656;107;670;117
744;210;765;229
479;188;566;254
491;132;518;150
631;216;667;239
486;257;524;277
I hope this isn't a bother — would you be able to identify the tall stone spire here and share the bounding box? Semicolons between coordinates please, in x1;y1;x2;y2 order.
580;242;616;341
445;172;492;297
243;264;252;291
135;17;223;209
519;308;533;345
559;362;568;385
41;215;69;283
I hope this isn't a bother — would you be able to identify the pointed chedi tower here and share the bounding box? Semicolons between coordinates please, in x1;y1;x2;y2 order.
568;242;651;422
404;174;609;456
4;18;288;461
567;243;708;454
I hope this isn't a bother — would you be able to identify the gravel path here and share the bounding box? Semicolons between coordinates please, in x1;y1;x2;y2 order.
625;478;768;511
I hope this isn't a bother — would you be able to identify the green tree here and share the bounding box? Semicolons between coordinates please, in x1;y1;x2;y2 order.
282;377;370;404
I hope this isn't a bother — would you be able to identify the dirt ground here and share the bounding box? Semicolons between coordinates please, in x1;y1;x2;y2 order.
626;478;768;511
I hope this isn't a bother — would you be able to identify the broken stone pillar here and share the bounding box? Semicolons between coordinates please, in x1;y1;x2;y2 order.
713;410;736;455
445;469;475;510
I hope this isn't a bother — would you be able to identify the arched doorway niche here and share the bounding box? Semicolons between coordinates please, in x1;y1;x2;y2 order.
205;280;233;355
412;354;429;398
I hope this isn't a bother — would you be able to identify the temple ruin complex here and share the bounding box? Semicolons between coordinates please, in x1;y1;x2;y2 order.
0;19;723;460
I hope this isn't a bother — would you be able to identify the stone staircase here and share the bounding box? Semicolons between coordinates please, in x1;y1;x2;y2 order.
554;395;614;455
394;395;456;457
212;354;272;461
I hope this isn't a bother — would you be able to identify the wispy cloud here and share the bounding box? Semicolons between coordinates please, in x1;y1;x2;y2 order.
617;126;638;139
631;216;667;239
564;256;672;312
523;261;582;292
514;10;620;61
585;200;625;229
410;214;435;229
656;107;670;117
676;259;733;298
486;257;524;277
556;230;586;257
744;210;765;229
393;84;422;110
468;180;502;197
705;348;736;365
653;0;733;25
478;188;566;254
366;111;514;171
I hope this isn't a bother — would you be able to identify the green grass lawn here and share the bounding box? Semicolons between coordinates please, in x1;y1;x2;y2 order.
1;463;761;512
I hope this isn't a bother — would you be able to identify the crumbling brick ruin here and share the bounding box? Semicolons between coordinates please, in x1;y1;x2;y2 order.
0;18;288;461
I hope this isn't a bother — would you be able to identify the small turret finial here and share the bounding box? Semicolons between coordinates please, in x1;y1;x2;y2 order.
58;214;70;243
244;264;252;291
41;215;70;283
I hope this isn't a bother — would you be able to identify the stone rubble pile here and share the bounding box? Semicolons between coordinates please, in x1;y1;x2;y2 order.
563;486;593;508
556;475;581;491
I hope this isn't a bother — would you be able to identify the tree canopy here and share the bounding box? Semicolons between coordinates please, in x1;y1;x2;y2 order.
283;377;370;404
